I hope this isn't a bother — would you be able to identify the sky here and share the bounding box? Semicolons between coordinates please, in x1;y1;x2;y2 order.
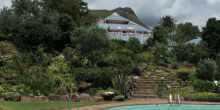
1;0;220;28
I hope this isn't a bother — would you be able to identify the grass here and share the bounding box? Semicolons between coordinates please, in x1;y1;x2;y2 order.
182;92;220;98
0;101;109;110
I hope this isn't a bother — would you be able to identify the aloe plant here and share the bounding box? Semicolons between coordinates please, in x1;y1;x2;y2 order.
111;73;134;98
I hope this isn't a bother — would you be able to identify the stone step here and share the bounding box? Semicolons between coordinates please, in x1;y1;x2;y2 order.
136;84;158;86
139;79;172;82
134;88;155;91
132;76;180;98
133;91;156;94
135;86;155;89
132;94;158;98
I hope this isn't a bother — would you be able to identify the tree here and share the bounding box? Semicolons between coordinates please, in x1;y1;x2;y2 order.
126;37;142;53
176;22;200;41
173;42;209;64
202;17;220;57
74;26;109;65
153;43;175;64
0;0;79;51
160;15;176;31
216;53;220;80
152;25;169;45
197;59;217;81
43;0;92;26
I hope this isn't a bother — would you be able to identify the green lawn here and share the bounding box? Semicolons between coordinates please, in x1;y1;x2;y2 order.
0;101;106;110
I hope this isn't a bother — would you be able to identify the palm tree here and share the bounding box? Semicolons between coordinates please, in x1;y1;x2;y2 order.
160;15;176;29
160;15;176;41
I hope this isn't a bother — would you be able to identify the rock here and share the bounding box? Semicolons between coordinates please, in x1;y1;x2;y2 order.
158;66;172;73
0;93;4;101
7;79;17;86
79;93;94;102
60;93;80;102
48;94;63;101
112;95;125;101
132;76;140;81
184;96;196;101
33;96;48;102
93;96;104;102
137;63;147;76
68;93;80;102
155;70;164;74
7;93;21;102
78;82;92;90
21;96;33;102
3;74;13;80
0;78;3;84
208;98;220;102
101;92;115;101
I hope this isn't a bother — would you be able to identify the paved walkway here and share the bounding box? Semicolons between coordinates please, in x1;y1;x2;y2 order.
67;98;220;110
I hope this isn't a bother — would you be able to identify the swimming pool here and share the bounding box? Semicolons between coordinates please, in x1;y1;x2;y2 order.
104;104;220;110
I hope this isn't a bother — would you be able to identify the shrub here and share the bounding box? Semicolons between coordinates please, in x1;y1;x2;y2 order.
136;52;154;63
0;41;17;55
216;53;220;80
175;67;195;81
191;79;215;92
196;59;217;81
183;92;220;99
111;73;134;98
47;57;70;75
18;66;56;96
156;83;169;97
153;43;176;64
73;67;117;88
126;37;142;53
0;33;7;41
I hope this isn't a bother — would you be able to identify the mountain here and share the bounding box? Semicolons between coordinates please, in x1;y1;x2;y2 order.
91;7;148;28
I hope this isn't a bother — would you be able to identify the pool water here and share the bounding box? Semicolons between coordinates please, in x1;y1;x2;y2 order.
104;104;220;110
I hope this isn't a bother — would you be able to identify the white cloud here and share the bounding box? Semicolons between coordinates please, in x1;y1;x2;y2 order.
206;0;220;5
0;0;11;9
84;0;220;28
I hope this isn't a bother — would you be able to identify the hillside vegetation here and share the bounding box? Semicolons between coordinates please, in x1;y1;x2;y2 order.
0;0;220;104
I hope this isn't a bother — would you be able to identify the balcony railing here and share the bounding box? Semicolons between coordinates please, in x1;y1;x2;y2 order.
107;32;152;44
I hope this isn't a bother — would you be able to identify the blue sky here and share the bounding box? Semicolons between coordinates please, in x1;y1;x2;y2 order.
1;0;220;28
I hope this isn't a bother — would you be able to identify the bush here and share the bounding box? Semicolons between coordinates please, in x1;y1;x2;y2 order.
191;79;215;92
156;83;169;97
173;43;209;64
111;73;134;98
175;67;195;81
183;92;220;99
0;33;7;41
153;43;176;64
73;67;117;87
196;59;217;81
126;37;142;53
17;66;56;96
0;41;17;55
136;52;154;63
216;53;220;80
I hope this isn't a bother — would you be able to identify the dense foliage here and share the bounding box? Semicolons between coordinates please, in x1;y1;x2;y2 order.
1;0;220;99
196;59;217;81
202;18;220;57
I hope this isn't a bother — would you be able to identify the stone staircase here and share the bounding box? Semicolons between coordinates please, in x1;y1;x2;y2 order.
133;76;181;98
